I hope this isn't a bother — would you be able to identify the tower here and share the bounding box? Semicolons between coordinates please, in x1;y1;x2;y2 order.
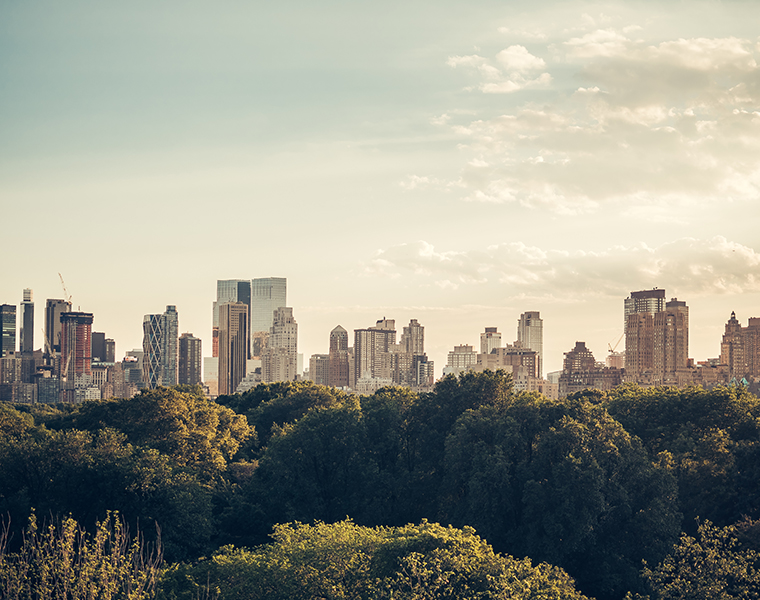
45;299;71;354
625;296;689;385
402;319;425;354
517;311;543;377
60;312;93;402
262;307;298;382
142;305;179;388
251;277;286;357
218;302;248;395
179;333;202;386
213;280;251;358
480;327;502;355
354;319;396;380
328;325;350;388
0;304;16;356
20;289;34;354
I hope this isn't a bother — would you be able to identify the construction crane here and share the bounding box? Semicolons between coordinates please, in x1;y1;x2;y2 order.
608;332;624;355
58;272;72;304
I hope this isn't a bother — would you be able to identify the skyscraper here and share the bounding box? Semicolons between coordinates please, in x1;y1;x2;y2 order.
354;319;395;380
625;297;689;385
480;327;502;355
624;289;665;327
60;311;93;402
251;277;286;357
262;307;298;382
517;311;543;377
0;304;16;356
218;302;248;395
45;298;71;355
328;325;350;388
213;280;251;358
20;289;34;354
92;332;106;362
402;319;425;354
142;305;179;388
720;313;760;380
179;333;202;385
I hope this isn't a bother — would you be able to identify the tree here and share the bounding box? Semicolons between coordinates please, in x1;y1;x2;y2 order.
641;519;760;599
443;396;681;600
0;512;162;600
605;385;760;529
158;520;589;600
0;426;214;562
47;386;253;480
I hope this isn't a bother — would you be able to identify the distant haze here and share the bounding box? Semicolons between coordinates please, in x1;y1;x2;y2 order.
2;0;759;375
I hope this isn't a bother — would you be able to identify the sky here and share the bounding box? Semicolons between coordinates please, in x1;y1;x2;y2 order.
2;0;760;376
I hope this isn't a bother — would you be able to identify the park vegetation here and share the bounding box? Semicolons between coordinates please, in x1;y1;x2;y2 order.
2;373;760;598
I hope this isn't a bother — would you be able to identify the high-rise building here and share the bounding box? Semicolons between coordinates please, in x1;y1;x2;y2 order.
517;311;543;377
1;304;16;356
444;344;477;376
92;332;106;362
309;354;330;386
179;333;202;386
45;298;71;354
218;302;248;395
558;341;623;396
625;297;689;385
480;327;502;355
354;319;395;381
624;289;665;329
142;305;179;388
262;307;298;382
719;312;760;381
328;325;350;388
213;280;252;358
251;277;286;357
60;312;93;402
20;289;34;354
105;338;116;363
401;319;425;354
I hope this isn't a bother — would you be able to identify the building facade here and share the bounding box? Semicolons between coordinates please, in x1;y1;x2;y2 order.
720;312;760;381
60;311;93;402
218;302;248;395
1;304;16;356
251;277;286;357
142;305;179;388
328;325;350;388
20;289;34;354
45;298;71;354
517;311;543;377
179;332;202;385
262;306;298;382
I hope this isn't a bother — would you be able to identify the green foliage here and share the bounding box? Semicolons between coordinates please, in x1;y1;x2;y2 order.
218;380;354;453
443;396;681;600
46;386;253;480
158;520;588;600
641;519;760;599
0;512;162;600
0;425;213;562
605;384;760;528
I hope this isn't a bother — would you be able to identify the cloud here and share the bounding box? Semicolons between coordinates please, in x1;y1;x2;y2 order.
365;237;760;298
496;45;546;71
430;27;760;215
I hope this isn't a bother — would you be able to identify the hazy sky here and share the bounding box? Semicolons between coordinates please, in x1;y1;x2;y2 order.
3;0;760;375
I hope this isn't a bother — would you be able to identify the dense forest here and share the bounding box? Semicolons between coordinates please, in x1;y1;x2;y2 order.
2;372;760;599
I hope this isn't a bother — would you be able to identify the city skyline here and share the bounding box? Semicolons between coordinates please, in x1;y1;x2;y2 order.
2;1;760;376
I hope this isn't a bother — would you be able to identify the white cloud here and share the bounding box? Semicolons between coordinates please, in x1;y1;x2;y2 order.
366;237;760;298
430;27;760;215
496;45;546;71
